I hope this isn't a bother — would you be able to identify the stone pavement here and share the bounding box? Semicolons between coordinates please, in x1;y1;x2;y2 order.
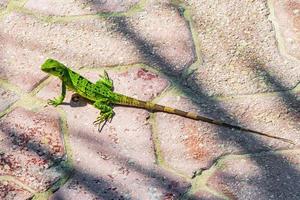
0;0;299;199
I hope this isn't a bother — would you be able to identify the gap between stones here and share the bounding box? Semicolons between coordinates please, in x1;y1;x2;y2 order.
2;0;299;198
183;148;300;199
0;78;74;199
0;175;37;194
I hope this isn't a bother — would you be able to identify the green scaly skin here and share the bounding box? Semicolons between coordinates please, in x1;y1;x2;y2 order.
41;59;294;144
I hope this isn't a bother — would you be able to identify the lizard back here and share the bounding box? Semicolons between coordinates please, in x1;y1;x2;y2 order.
65;68;114;101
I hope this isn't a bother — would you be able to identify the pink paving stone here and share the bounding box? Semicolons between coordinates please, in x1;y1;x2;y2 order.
25;0;140;16
188;190;224;200
0;87;19;113
207;151;300;200
51;115;190;199
123;1;195;74
154;92;300;177
0;33;48;92
43;90;188;197
270;0;300;60
0;180;32;200
37;68;190;199
186;0;300;96
0;12;141;69
0;107;65;191
50;163;190;200
37;67;169;168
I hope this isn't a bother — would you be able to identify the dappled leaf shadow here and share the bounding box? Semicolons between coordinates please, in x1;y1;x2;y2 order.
0;1;299;199
104;8;300;199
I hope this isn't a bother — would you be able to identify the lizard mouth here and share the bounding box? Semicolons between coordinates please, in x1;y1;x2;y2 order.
41;59;66;76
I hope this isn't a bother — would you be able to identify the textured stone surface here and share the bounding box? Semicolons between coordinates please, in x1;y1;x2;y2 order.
0;12;141;69
270;0;300;60
37;68;190;199
51;102;190;199
0;107;65;191
0;33;48;92
114;1;195;74
0;87;19;113
155;90;300;177
207;151;300;200
186;0;300;96
0;180;32;200
50;167;190;200
188;190;224;200
0;0;300;199
0;0;8;9
25;0;140;16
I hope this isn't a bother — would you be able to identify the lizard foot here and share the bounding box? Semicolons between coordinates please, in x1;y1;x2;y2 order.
47;98;63;107
93;111;114;132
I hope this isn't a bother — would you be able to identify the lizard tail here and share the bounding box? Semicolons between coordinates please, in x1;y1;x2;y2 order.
115;95;294;145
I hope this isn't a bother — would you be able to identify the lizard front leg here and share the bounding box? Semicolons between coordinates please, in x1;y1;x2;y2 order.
93;99;114;131
48;82;66;107
96;70;114;90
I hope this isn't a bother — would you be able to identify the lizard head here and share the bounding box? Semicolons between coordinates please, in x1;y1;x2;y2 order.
41;58;66;78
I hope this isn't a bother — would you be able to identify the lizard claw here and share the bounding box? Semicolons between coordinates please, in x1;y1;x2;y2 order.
93;111;114;132
93;116;107;132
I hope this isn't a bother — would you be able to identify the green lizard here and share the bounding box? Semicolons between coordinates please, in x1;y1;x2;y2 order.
41;58;294;145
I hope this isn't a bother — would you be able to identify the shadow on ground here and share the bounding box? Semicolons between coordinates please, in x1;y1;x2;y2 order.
0;2;299;199
106;11;300;199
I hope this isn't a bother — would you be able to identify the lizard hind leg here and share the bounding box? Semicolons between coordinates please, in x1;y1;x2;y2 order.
93;99;115;132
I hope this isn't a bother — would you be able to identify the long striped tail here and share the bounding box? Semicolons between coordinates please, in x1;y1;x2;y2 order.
115;94;294;145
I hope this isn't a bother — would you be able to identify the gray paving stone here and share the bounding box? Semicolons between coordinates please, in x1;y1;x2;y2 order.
186;0;300;96
0;12;141;69
0;107;65;191
0;180;32;200
207;150;300;200
270;0;300;60
154;90;300;177
121;1;195;74
25;0;140;16
0;87;19;113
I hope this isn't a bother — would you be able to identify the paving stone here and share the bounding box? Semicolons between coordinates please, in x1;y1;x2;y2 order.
270;0;300;60
186;0;300;96
53;104;190;200
0;87;19;113
207;150;300;200
0;107;65;191
37;68;189;199
113;0;195;74
50;166;190;200
0;0;8;9
0;180;32;200
0;12;141;69
50;103;175;199
0;32;48;92
25;0;140;16
154;91;300;177
188;190;224;200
